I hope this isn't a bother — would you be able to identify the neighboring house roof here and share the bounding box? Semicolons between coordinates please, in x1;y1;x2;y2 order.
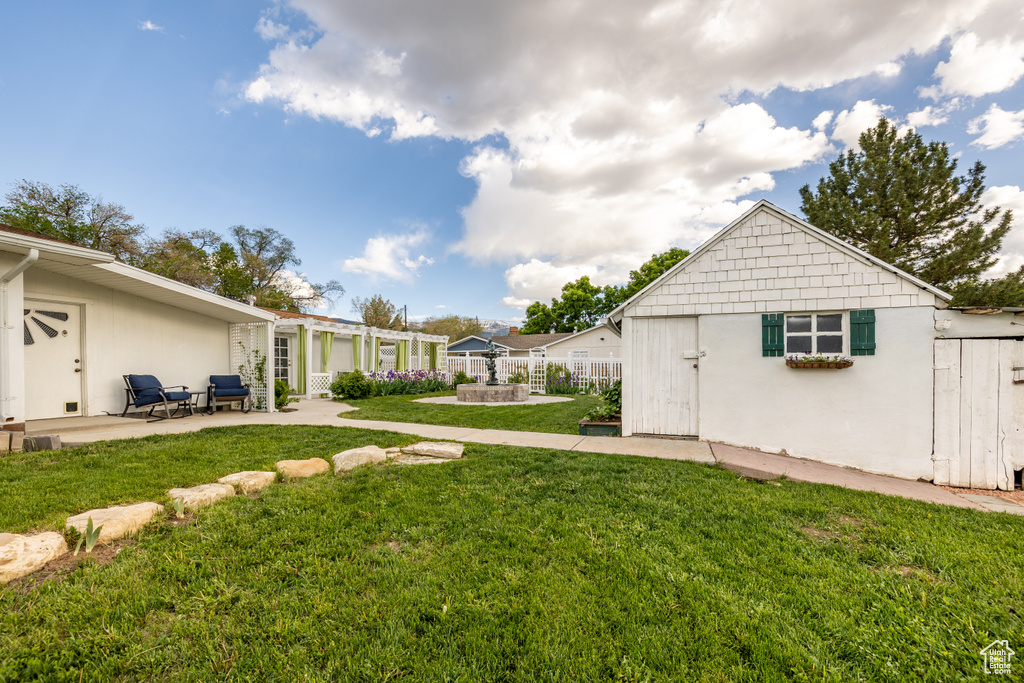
261;307;340;324
608;200;952;325
448;335;513;351
490;332;573;349
541;324;613;348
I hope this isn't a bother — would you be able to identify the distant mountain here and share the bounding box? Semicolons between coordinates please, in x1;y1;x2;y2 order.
478;319;519;337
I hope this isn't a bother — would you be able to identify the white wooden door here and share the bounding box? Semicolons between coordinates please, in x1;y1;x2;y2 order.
24;300;84;419
629;317;699;436
934;338;1024;490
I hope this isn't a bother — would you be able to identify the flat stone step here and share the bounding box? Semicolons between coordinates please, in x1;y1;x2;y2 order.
276;458;330;479
65;502;164;544
333;446;387;473
0;532;68;584
218;471;276;494
168;483;235;510
401;442;464;459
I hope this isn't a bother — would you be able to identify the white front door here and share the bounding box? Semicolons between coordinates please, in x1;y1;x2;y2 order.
24;300;84;419
629;316;699;436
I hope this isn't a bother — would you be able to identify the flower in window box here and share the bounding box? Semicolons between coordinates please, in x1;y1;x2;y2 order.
784;353;854;369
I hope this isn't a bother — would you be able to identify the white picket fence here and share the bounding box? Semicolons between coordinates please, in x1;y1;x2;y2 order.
446;356;621;394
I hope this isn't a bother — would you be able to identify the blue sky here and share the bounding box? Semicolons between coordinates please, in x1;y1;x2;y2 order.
1;1;1022;322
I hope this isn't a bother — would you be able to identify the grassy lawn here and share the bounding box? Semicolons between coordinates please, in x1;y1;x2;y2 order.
338;391;601;434
2;426;1023;680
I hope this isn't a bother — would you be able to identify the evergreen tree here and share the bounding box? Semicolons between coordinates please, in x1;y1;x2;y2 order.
799;118;1012;293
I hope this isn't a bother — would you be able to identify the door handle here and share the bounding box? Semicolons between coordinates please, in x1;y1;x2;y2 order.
74;368;82;373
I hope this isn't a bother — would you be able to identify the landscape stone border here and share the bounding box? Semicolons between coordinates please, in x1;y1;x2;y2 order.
1;440;462;584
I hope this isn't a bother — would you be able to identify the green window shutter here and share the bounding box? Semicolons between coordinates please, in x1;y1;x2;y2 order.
850;309;876;356
762;313;784;357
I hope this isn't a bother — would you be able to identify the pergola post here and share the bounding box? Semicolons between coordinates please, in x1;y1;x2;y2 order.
265;321;275;412
304;321;314;400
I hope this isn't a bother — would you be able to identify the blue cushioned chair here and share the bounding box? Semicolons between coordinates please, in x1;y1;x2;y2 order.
122;374;194;421
207;375;251;414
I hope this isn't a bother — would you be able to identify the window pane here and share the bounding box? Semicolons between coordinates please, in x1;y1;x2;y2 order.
787;335;812;353
818;335;843;353
787;315;811;333
817;314;843;332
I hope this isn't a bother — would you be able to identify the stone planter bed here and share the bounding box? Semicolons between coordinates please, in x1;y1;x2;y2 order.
578;418;622;437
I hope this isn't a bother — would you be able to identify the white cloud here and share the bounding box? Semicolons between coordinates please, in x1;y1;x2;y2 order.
812;110;833;131
246;0;1020;303
341;230;433;282
830;100;892;150
968;104;1024;149
138;20;163;32
907;105;949;128
981;185;1024;276
874;61;902;78
274;269;328;308
435;304;447;309
932;32;1024;98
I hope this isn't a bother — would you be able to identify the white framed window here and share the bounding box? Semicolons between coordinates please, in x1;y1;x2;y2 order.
785;313;844;355
274;336;290;383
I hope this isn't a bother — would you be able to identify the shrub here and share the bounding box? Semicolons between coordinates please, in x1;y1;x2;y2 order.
507;371;527;384
275;379;298;410
585;379;622;422
367;370;450;396
451;371;476;387
331;370;372;400
545;363;583;395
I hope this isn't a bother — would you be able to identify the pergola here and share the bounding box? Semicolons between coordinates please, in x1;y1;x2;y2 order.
273;318;449;399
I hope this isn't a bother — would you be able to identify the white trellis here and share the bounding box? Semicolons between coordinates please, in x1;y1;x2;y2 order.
379;344;396;372
229;321;273;411
410;338;421;370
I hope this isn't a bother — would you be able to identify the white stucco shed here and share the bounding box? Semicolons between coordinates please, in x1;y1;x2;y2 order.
1;225;277;429
608;201;1023;487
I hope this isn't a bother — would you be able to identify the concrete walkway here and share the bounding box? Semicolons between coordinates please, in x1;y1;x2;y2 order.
21;399;1018;513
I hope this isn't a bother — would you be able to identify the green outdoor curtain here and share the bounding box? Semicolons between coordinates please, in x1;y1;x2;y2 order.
296;325;307;394
352;334;362;372
321;331;334;372
397;340;408;372
373;337;381;372
428;342;437;370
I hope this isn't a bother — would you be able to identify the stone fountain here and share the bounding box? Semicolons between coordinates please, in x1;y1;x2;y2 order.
456;337;529;403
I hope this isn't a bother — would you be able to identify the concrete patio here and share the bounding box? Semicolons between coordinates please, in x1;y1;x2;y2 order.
17;398;1020;514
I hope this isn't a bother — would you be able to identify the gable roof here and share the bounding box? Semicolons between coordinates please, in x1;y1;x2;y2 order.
447;335;512;350
608;200;951;324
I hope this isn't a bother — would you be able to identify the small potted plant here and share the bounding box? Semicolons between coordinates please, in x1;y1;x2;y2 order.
579;380;622;436
785;353;854;369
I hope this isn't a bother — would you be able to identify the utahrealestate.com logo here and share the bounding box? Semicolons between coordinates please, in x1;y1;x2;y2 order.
981;640;1014;675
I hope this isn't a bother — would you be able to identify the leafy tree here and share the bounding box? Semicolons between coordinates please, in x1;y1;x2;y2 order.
352;294;404;329
141;229;223;290
800;118;1013;293
949;265;1024;307
522;248;690;333
420;314;483;341
0;180;145;263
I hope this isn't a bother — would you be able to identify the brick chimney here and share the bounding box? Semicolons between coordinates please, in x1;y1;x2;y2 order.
508;325;519;335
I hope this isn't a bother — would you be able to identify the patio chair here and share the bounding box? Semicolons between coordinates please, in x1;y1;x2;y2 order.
122;374;194;421
207;375;251;414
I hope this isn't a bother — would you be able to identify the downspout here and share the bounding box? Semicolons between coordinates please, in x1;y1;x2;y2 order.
0;249;39;422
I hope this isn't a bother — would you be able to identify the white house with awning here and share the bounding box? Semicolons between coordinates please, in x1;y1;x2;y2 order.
268;309;449;398
0;224;277;430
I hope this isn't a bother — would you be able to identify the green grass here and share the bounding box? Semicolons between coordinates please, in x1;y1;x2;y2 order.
1;426;1023;681
339;391;601;434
